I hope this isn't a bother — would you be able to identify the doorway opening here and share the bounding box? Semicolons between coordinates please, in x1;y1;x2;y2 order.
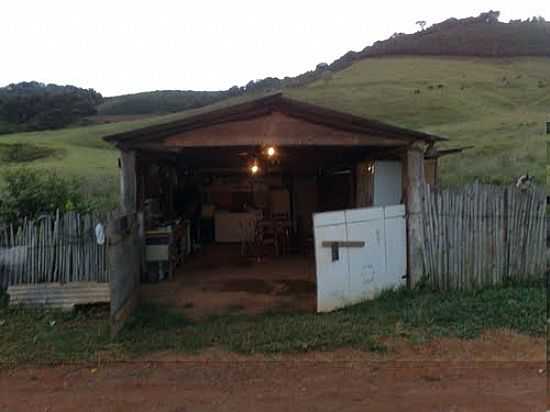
136;145;396;319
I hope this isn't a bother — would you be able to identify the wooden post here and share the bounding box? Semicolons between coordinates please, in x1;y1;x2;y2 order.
355;161;374;208
120;150;137;214
406;143;425;287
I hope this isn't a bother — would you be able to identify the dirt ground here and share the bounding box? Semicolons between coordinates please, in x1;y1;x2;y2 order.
1;331;547;412
141;245;316;319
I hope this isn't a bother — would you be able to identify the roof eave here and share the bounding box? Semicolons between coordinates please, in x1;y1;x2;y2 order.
103;93;447;147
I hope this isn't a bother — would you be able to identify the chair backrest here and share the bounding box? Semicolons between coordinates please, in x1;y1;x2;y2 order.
271;211;289;222
239;218;256;242
256;220;277;242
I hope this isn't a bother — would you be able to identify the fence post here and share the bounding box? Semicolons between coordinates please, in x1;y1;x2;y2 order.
120;150;137;214
406;143;425;287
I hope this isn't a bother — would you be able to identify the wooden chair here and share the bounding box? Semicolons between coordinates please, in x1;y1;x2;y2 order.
239;219;256;257
255;220;279;258
271;211;291;255
274;221;291;256
271;211;289;222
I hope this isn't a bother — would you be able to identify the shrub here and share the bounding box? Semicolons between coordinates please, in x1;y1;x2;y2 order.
0;143;62;163
0;168;94;225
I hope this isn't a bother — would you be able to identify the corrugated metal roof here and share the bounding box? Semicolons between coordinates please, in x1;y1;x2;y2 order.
7;282;110;311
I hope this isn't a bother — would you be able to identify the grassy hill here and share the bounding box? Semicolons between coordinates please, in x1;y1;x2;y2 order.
288;56;549;187
1;56;548;206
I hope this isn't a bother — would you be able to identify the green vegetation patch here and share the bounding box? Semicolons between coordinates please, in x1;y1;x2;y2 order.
0;302;116;364
0;282;543;365
0;168;95;225
0;143;64;163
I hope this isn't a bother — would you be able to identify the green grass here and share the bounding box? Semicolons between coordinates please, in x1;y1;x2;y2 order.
288;56;549;186
0;283;544;364
0;303;116;364
0;56;548;201
0;143;64;163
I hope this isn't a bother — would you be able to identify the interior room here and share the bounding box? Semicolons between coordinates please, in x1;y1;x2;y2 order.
136;144;401;318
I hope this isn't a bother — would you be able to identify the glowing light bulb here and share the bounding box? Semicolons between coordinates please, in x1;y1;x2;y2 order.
267;146;276;157
250;164;259;174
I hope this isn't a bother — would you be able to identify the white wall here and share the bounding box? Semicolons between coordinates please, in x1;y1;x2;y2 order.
373;161;402;207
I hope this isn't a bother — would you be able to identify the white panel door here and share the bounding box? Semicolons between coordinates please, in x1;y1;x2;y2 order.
314;205;407;313
346;210;386;303
313;212;349;312
373;161;402;206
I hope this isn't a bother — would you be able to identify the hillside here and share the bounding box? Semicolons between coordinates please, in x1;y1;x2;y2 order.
97;90;234;117
287;56;548;187
0;82;102;134
95;12;550;117
326;13;550;73
1;56;547;207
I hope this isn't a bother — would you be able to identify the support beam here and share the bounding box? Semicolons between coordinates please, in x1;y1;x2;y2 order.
406;144;425;287
355;161;374;208
120;150;137;213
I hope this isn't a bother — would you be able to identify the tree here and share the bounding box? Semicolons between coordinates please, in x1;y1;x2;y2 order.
416;20;427;31
479;10;500;23
0;82;103;132
227;86;244;97
316;62;329;71
390;32;405;39
0;169;94;225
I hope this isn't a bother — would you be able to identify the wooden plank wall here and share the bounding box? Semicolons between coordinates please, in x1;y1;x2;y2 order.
421;182;546;289
0;212;108;289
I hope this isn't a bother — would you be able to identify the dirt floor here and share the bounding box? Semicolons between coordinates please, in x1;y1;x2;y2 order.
1;331;547;412
141;244;316;319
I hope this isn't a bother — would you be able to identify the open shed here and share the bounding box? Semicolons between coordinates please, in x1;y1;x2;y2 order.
104;93;447;318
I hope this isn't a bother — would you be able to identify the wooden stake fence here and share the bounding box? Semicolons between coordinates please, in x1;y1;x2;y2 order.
0;212;108;289
421;182;546;290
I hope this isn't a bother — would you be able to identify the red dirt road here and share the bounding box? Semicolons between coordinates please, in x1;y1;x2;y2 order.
1;332;547;411
1;359;545;412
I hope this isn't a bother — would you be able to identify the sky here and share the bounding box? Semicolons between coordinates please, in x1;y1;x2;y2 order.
1;0;548;96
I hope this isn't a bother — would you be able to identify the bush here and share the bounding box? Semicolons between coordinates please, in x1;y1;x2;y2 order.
0;168;94;225
0;143;62;163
